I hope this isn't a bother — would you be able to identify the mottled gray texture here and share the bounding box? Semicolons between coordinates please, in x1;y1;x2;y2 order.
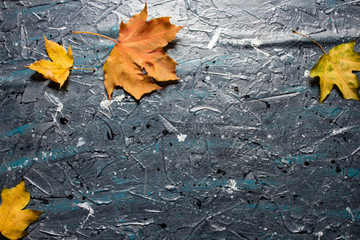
1;0;360;239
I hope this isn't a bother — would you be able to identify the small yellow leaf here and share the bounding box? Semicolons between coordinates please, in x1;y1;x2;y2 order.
26;36;73;88
0;180;42;240
310;40;360;103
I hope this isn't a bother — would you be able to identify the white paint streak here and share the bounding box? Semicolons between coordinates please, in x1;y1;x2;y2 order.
255;92;301;101
32;12;42;20
115;218;154;226
144;209;163;213
87;2;106;9
346;207;355;221
48;26;67;30
158;114;179;133
207;28;222;49
24;176;51;196
202;71;248;80
20;24;28;59
177;133;187;142
190;106;221;113
331;126;354;136
44;92;63;117
77;202;94;228
314;231;323;240
352;146;360;155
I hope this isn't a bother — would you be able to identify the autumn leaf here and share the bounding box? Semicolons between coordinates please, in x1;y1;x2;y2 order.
74;3;183;100
0;180;42;240
311;40;360;103
293;30;360;103
26;36;74;88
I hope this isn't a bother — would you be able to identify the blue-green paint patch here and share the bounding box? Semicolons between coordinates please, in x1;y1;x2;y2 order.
0;145;85;173
180;177;261;193
347;168;359;178
274;153;328;166
1;123;33;137
0;69;33;82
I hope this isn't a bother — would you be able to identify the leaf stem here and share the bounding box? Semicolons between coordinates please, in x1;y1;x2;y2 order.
292;29;327;55
69;67;96;71
72;31;118;44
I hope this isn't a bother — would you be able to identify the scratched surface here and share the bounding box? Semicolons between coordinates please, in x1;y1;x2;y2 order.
1;0;360;239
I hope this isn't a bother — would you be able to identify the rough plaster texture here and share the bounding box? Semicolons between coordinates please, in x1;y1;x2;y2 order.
1;0;360;239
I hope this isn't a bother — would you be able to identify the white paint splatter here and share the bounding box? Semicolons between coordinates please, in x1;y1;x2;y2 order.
251;38;262;47
304;70;310;77
251;38;270;56
100;99;111;110
77;137;85;147
100;94;125;110
77;202;94;228
177;133;187;142
226;179;238;193
207;28;222;49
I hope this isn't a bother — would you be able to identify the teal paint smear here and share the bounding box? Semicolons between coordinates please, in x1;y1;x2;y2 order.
0;145;85;173
347;168;359;178
0;69;33;82
274;153;328;166
1;123;33;137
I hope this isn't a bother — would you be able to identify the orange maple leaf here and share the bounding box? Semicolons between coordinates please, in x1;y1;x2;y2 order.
0;180;42;240
74;3;183;100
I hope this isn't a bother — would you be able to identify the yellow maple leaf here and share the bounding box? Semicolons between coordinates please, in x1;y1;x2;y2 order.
293;30;360;103
26;36;74;88
0;180;42;240
74;3;183;100
311;40;360;103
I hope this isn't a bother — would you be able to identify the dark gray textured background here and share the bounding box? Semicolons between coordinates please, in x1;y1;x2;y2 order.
1;0;360;239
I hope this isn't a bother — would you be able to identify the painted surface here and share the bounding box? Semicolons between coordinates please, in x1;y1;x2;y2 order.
1;0;360;239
